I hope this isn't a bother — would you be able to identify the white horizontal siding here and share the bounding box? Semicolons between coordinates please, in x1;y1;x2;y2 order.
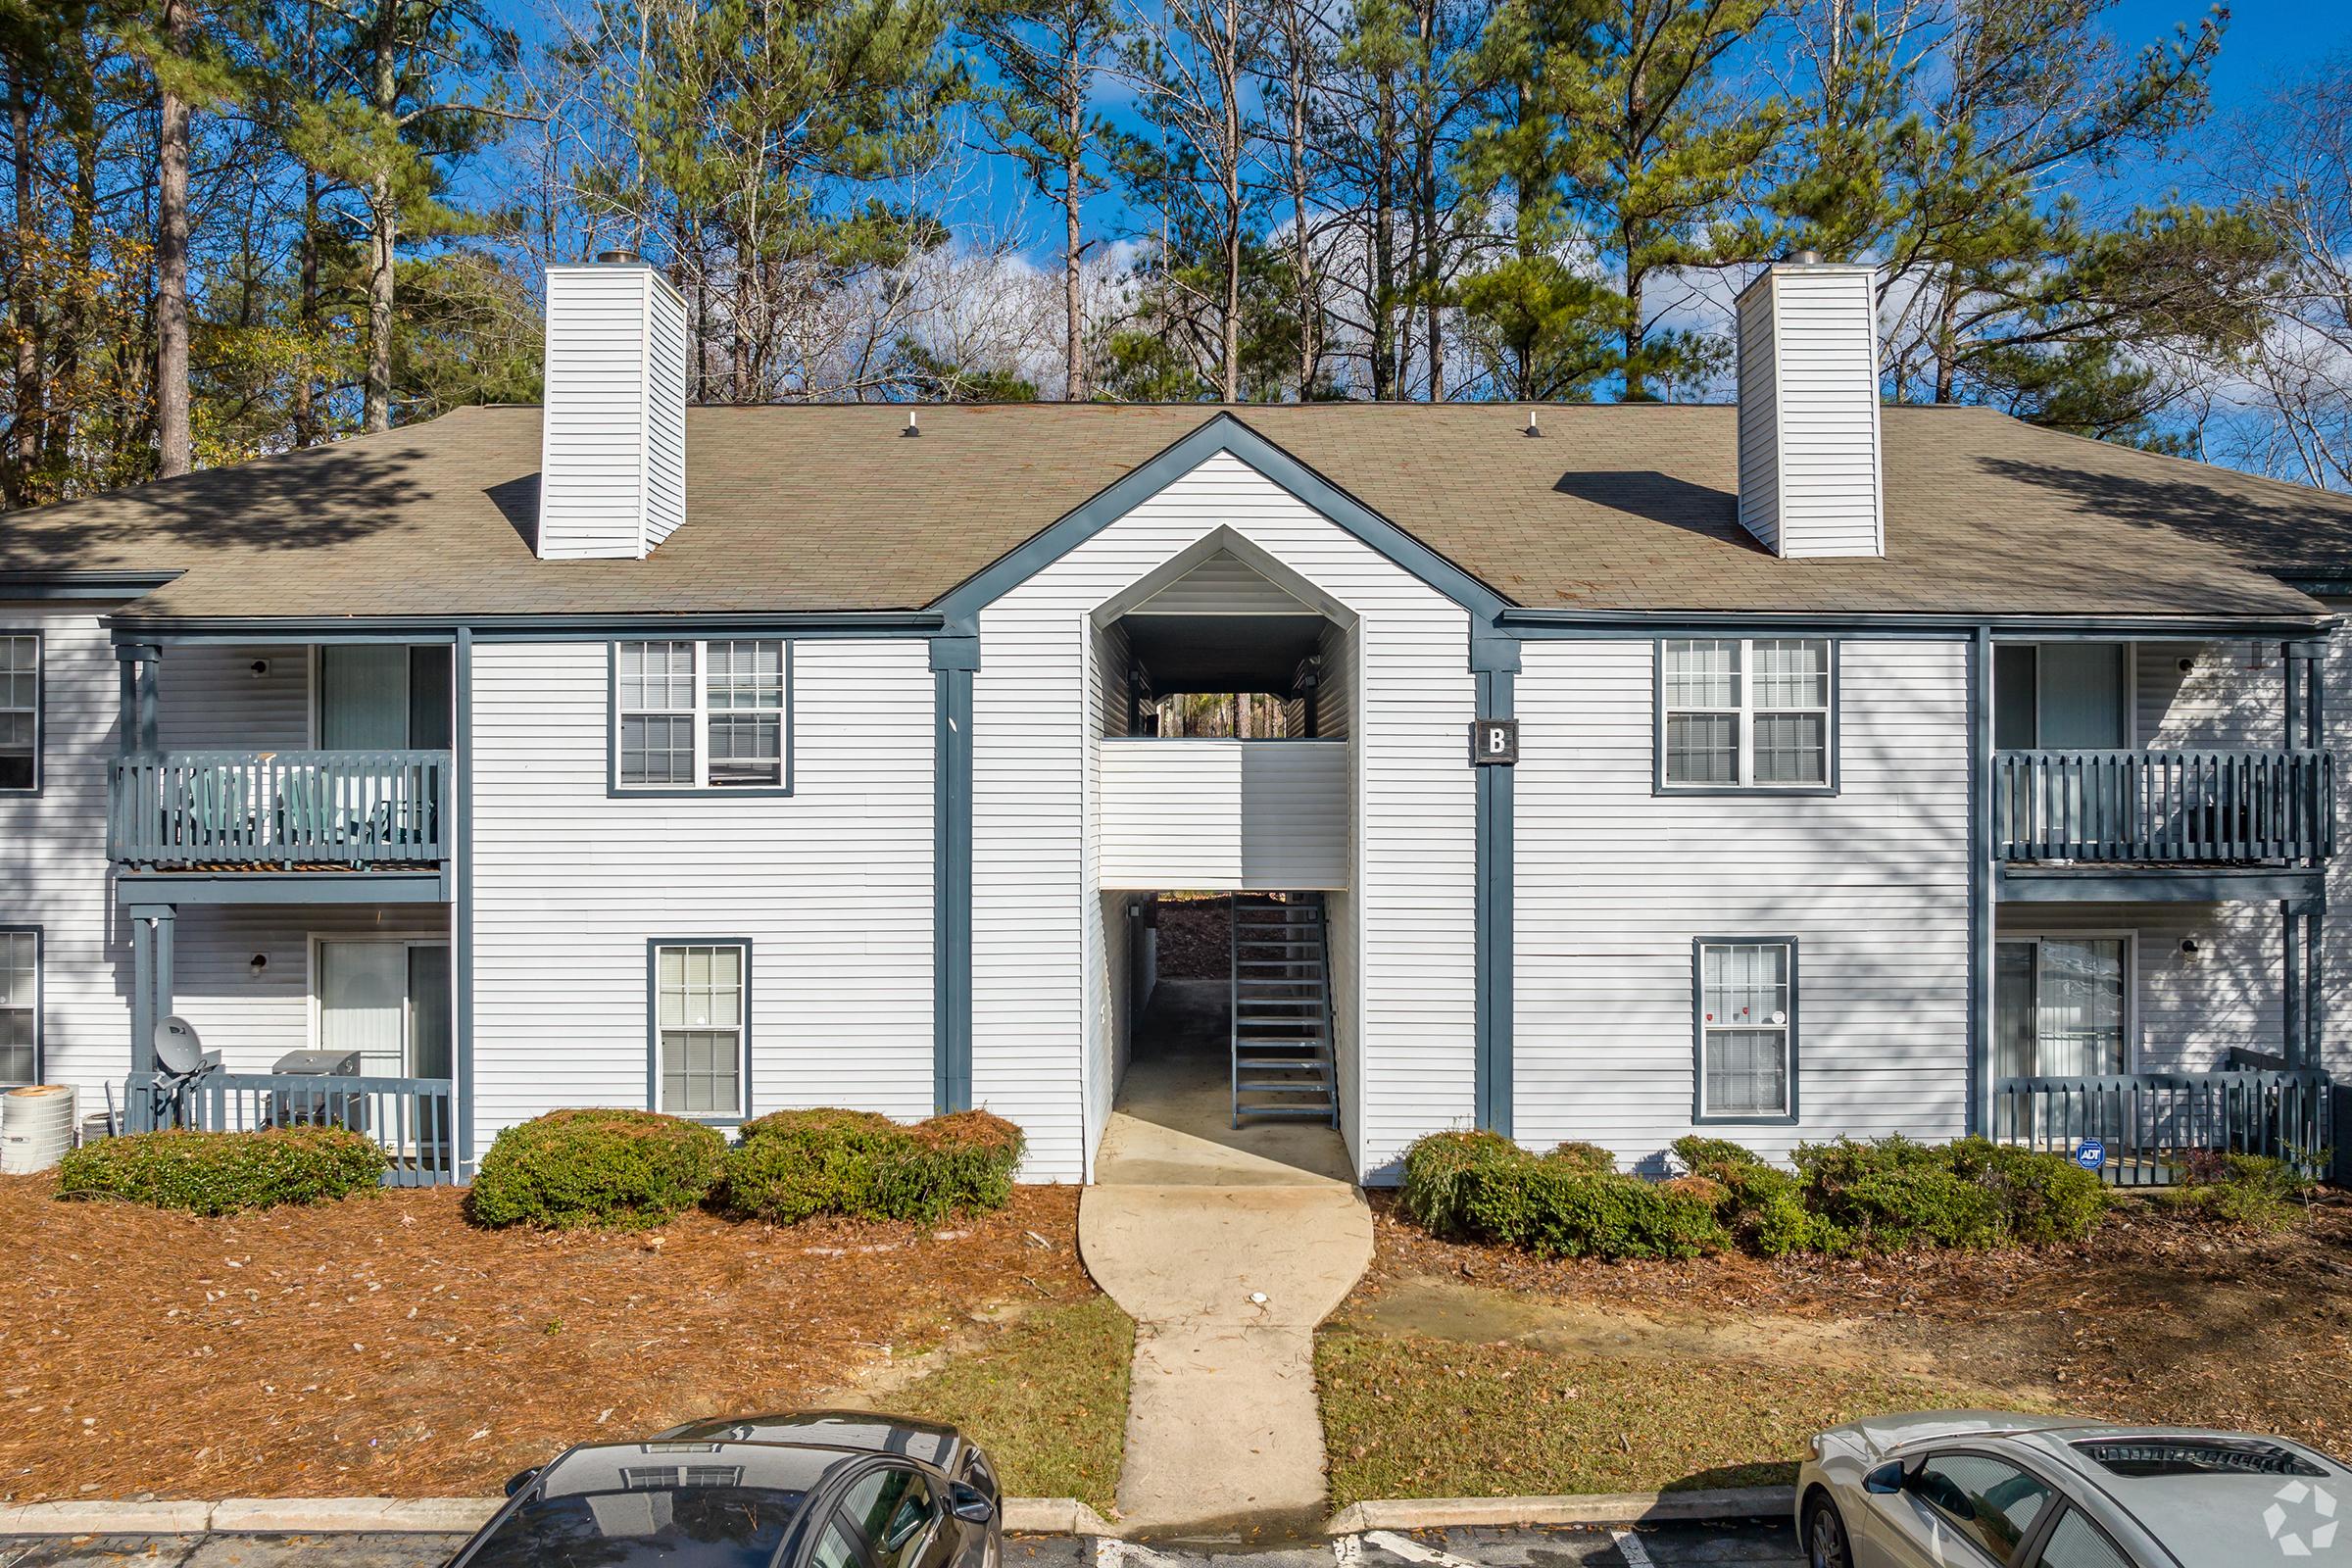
973;451;1477;1184
2134;642;2278;750
1513;636;1972;1168
156;645;311;750
468;638;935;1150
1098;740;1348;890
1;605;125;1106
170;905;449;1075
1133;552;1315;614
2326;612;2352;1080
539;265;688;561
1737;267;1883;560
1996;903;2278;1075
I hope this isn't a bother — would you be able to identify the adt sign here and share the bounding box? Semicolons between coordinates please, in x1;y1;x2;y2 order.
2073;1139;2106;1172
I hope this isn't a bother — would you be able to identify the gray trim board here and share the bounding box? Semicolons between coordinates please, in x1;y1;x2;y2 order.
606;637;797;798
1969;627;1993;1138
454;626;475;1175
1998;866;2329;906
0;570;177;601
1690;935;1801;1126
1475;666;1514;1136
1503;611;2333;638
929;412;1517;665
1652;635;1840;797
0;627;41;797
0;924;41;1086
107;612;943;644
114;869;451;905
645;936;755;1127
932;642;974;1113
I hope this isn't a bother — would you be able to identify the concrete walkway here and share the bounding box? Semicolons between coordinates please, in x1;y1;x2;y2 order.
1081;981;1374;1540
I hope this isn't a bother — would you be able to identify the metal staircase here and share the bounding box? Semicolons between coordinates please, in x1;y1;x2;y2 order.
1229;892;1339;1126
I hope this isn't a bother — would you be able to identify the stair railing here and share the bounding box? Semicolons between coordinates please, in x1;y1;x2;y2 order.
1229;893;1243;1128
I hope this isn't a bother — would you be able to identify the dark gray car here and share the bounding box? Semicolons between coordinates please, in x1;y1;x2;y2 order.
445;1412;1001;1568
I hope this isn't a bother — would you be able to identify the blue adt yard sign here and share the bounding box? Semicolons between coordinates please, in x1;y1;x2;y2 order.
2074;1139;2106;1172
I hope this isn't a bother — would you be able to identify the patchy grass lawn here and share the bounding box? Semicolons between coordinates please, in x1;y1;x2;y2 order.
0;1174;1118;1504
882;1296;1133;1513
1318;1191;2352;1506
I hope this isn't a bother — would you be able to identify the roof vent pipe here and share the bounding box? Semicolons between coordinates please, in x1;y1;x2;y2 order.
597;247;641;265
1523;408;1542;438
904;409;921;437
1733;258;1884;558
537;259;688;561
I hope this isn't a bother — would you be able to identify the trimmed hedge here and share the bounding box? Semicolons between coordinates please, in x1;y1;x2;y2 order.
713;1108;1025;1225
1399;1132;1726;1260
1403;1130;2109;1260
56;1126;384;1215
2161;1152;2315;1231
468;1108;725;1231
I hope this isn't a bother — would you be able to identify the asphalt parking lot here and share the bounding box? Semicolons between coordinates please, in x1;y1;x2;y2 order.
0;1522;1803;1568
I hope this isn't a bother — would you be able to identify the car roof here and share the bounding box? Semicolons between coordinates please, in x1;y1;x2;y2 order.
653;1411;965;1471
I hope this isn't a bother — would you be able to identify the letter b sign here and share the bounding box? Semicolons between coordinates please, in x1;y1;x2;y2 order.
1470;718;1518;766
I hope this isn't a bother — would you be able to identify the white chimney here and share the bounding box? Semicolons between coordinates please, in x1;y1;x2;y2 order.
537;253;689;561
1734;257;1884;559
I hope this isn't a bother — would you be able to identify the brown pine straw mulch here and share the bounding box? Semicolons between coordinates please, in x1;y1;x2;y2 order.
1346;1189;2352;1457
0;1176;1093;1503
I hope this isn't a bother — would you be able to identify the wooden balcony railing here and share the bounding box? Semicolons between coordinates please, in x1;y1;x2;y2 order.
109;749;452;869
1994;749;2334;865
1992;1070;2331;1187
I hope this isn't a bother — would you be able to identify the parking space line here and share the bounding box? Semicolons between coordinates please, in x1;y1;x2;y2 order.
1608;1529;1654;1568
1359;1530;1487;1568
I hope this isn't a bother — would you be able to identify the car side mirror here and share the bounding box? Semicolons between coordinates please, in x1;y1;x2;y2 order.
504;1467;540;1497
949;1482;996;1526
1864;1461;1906;1495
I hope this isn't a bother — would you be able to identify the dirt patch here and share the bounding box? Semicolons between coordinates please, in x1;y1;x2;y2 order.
1152;896;1230;980
1335;1189;2352;1471
0;1174;1097;1503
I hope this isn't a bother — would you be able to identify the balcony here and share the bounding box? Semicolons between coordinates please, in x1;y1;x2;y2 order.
1099;738;1348;891
1994;749;2334;868
109;749;452;874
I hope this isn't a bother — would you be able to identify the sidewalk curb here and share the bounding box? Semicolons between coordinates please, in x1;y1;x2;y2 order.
1324;1486;1794;1534
1004;1498;1122;1537
0;1495;1115;1539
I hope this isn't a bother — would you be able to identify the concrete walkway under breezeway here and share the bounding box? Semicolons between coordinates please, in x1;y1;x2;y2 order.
1080;979;1374;1540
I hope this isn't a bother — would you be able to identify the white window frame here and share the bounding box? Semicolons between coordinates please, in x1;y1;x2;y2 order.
1692;936;1798;1123
0;926;39;1088
1995;930;2138;1078
1657;636;1836;793
650;940;751;1122
0;631;39;794
612;639;790;794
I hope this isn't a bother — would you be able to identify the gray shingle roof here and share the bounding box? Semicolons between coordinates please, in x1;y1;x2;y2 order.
0;402;2339;622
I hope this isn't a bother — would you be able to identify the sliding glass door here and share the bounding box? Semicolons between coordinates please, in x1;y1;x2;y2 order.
1994;936;2131;1082
317;939;452;1079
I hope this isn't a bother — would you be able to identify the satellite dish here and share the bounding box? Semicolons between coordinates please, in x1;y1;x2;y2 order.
155;1016;206;1075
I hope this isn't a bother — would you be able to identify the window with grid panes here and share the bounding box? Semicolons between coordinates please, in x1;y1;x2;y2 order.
615;640;786;789
0;635;36;792
1697;940;1794;1118
0;931;36;1087
655;943;745;1117
1660;637;1832;788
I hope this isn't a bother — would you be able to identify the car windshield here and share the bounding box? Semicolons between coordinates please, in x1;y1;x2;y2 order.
464;1444;835;1568
2072;1438;2327;1479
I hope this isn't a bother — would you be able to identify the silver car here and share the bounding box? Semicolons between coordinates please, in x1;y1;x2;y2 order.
1796;1409;2350;1568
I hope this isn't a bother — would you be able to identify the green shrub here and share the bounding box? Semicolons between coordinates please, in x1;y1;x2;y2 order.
468;1109;724;1231
56;1126;384;1214
2162;1152;2315;1232
1815;1165;2009;1250
1671;1135;1761;1170
1398;1132;1725;1260
871;1111;1026;1223
1792;1134;1948;1186
1752;1191;1848;1256
1397;1129;1523;1240
1546;1141;1618;1174
713;1108;1026;1225
714;1108;905;1223
1949;1139;2108;1246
